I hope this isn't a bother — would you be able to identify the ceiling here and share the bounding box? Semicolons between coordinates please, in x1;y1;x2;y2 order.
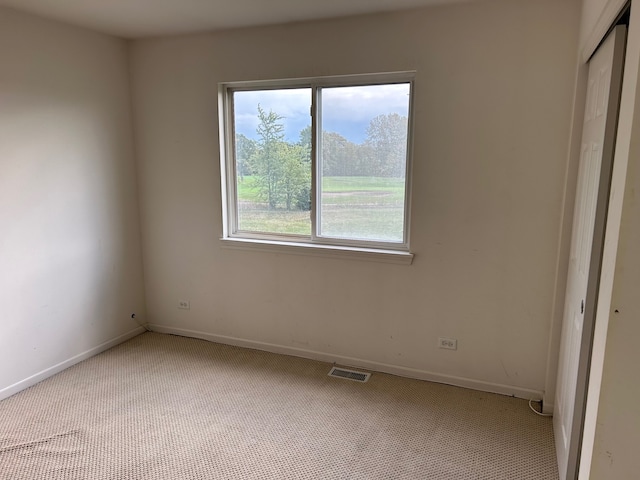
0;0;472;39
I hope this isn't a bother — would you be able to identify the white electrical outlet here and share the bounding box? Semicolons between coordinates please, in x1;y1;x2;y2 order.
178;300;190;310
438;337;457;350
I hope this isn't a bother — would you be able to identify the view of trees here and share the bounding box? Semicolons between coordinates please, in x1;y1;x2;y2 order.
236;105;408;211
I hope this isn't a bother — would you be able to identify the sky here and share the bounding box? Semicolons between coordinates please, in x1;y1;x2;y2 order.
233;83;410;144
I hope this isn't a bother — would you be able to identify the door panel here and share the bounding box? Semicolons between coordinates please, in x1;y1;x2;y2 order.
554;25;626;480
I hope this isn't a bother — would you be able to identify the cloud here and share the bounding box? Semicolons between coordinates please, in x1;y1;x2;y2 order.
322;84;410;122
233;83;410;143
322;84;410;142
234;88;311;142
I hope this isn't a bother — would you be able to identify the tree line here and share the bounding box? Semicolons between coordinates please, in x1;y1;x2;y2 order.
236;105;408;211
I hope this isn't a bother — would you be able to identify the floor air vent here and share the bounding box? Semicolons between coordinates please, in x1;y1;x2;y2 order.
328;367;371;383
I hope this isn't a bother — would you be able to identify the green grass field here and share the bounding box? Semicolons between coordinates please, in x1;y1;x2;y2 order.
236;176;406;241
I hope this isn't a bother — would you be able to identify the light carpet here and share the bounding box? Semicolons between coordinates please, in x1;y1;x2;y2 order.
0;332;558;479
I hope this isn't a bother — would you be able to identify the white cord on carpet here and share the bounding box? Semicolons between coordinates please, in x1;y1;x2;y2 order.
132;313;151;332
529;399;553;417
0;430;81;453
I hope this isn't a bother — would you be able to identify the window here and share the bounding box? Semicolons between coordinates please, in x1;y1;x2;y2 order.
219;73;414;260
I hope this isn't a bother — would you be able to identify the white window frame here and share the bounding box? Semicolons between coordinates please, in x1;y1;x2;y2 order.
218;72;415;265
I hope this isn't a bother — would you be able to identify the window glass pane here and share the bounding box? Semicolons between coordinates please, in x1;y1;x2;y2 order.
319;84;410;242
233;88;311;236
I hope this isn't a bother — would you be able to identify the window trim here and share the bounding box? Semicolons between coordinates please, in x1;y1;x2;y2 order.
219;237;414;265
218;72;416;260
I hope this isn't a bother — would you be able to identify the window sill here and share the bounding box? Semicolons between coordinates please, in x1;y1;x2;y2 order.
220;237;414;265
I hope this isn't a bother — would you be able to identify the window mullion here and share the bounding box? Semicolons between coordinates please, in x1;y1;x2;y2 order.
311;86;321;241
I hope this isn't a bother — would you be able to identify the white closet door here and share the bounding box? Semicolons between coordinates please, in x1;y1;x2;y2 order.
554;25;626;480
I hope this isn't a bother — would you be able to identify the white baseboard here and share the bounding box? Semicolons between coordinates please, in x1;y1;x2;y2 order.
149;324;543;401
0;326;146;401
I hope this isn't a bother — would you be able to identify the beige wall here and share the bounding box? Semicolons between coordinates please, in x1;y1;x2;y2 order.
0;8;146;397
580;0;613;47
131;0;580;397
